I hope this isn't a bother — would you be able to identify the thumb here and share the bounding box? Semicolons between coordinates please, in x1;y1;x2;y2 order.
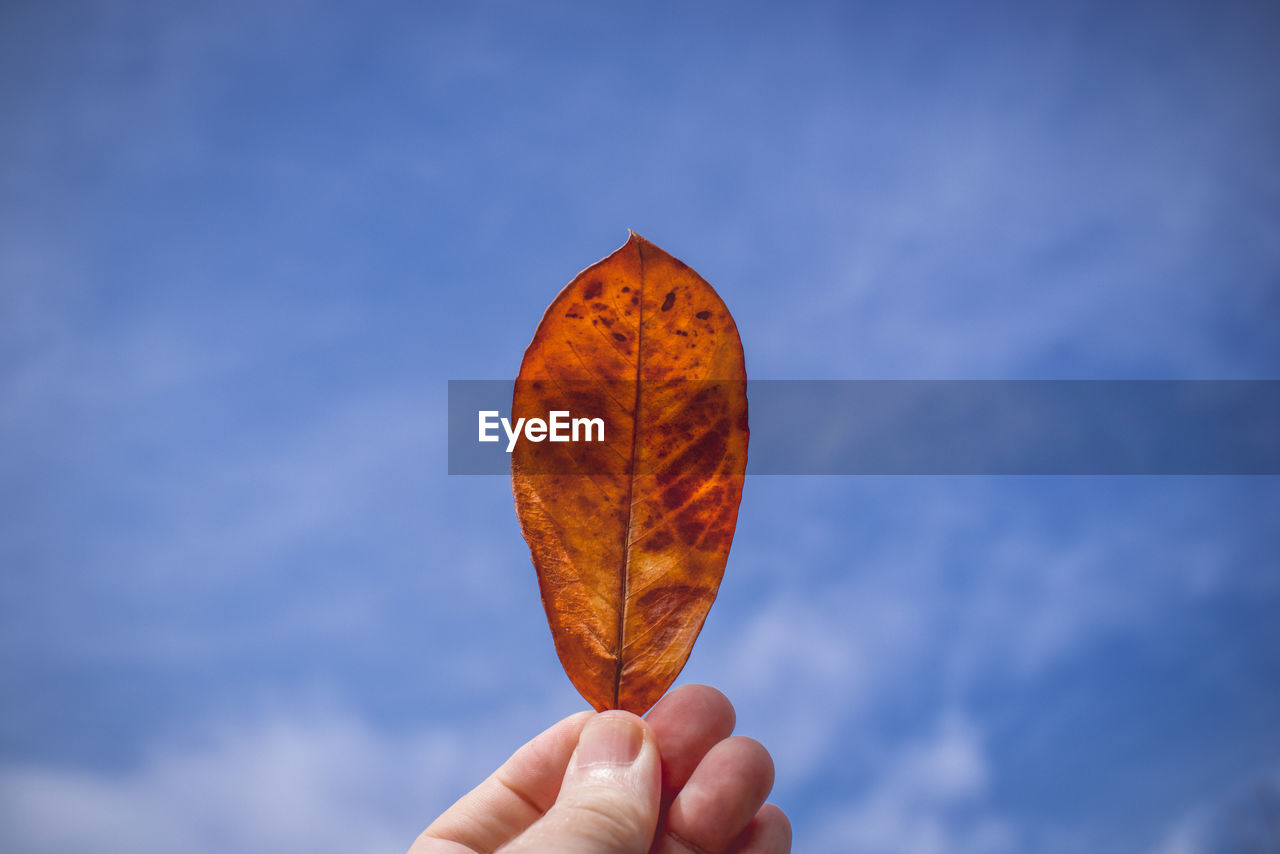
503;711;661;854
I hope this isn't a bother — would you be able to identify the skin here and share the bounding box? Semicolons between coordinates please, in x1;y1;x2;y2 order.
410;684;791;854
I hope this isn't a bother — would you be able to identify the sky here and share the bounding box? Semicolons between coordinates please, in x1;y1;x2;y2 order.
1;0;1278;852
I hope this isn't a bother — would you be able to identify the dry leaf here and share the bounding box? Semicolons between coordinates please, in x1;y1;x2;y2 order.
511;233;748;714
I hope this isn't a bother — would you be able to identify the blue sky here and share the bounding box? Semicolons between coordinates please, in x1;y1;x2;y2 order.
2;1;1278;852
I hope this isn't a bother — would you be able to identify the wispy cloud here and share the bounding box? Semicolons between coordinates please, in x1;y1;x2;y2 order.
808;712;1014;854
0;707;484;854
1147;767;1280;854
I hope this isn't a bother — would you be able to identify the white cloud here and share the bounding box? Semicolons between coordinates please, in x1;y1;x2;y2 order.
1146;766;1280;854
691;477;1268;811
711;584;930;785
0;708;492;854
1150;816;1206;854
808;712;1014;854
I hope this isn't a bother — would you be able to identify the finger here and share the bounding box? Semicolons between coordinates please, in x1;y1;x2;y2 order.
653;736;774;854
505;711;663;854
727;804;791;854
644;684;736;796
411;710;592;853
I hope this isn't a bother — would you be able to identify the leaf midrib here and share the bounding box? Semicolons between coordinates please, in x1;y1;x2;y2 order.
613;237;644;709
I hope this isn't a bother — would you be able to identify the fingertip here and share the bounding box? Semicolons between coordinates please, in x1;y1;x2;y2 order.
663;736;777;853
645;685;737;794
559;709;596;736
756;803;791;839
592;708;659;745
729;803;792;853
735;736;775;791
652;683;736;731
571;710;653;769
698;735;775;806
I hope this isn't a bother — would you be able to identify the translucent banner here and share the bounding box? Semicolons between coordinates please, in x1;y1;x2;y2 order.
448;380;1280;475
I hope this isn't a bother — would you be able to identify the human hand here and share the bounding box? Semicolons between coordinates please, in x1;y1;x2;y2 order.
410;684;790;853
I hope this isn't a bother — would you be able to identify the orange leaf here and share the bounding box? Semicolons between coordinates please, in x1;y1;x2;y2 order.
511;233;748;714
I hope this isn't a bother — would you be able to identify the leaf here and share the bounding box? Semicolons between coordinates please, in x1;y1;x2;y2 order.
511;233;748;714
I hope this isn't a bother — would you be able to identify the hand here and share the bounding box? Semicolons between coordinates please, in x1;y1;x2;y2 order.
411;684;790;853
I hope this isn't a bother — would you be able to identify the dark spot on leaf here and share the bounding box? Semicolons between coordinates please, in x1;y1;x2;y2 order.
566;312;581;319
702;524;735;553
676;517;705;546
635;584;705;628
639;529;674;553
627;585;709;652
666;417;730;475
682;484;724;522
621;286;630;293
631;296;639;306
661;291;676;311
592;302;608;311
673;483;734;547
696;311;711;320
675;329;688;336
663;476;697;510
612;332;627;342
583;280;603;299
600;316;614;327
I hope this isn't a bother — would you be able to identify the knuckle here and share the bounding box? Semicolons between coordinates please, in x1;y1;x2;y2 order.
556;788;652;849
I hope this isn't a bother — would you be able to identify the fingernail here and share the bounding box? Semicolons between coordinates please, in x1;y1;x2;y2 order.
574;713;643;768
